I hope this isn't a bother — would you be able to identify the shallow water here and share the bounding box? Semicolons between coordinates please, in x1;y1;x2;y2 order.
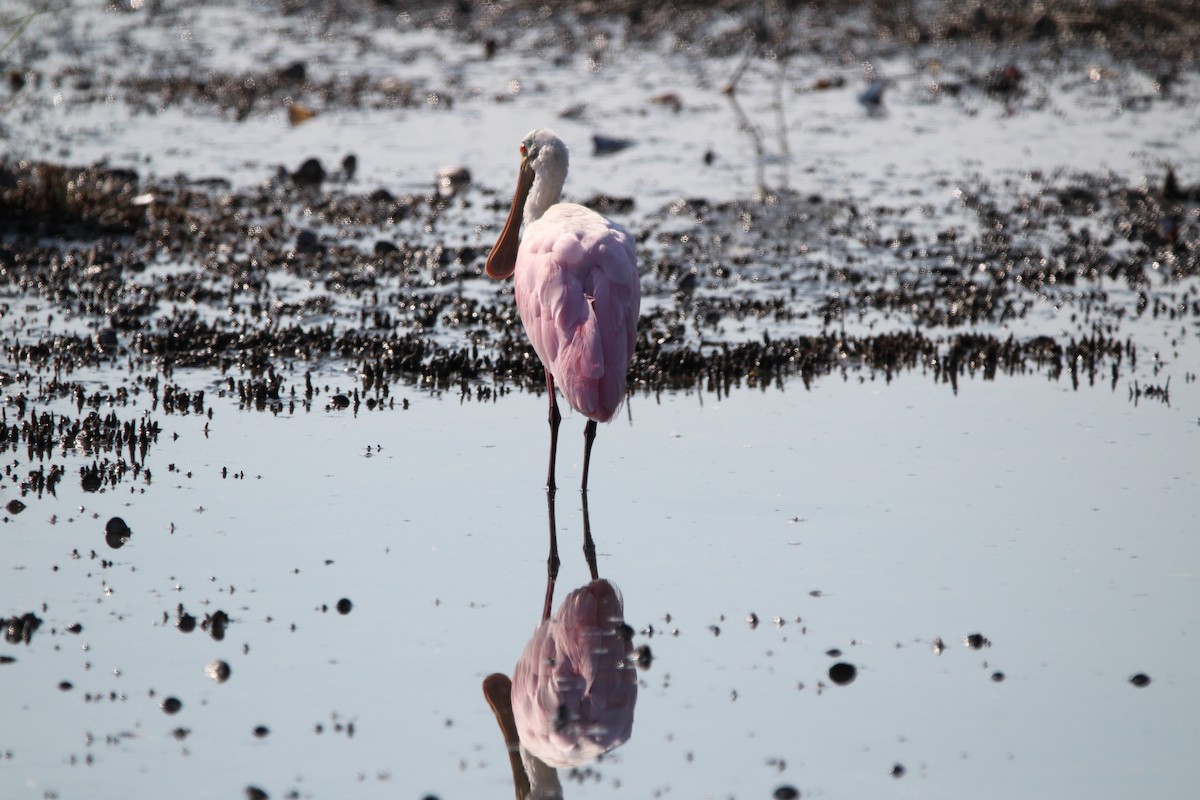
3;1;1200;798
3;374;1197;798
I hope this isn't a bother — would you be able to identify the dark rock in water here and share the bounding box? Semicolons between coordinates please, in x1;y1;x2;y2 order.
592;134;634;156
80;465;102;493
341;153;357;181
253;725;270;738
292;158;326;186
583;194;634;215
161;696;183;714
105;517;131;549
93;328;118;350
296;228;321;252
58;681;73;691
557;102;588;120
828;661;857;686
5;499;25;515
891;763;906;778
1130;673;1151;687
857;77;888;113
278;61;306;83
374;240;400;256
991;671;1005;682
204;610;230;641
986;64;1024;96
1030;13;1058;39
336;598;353;615
773;786;800;799
634;644;653;670
205;660;232;683
4;612;42;645
245;786;268;800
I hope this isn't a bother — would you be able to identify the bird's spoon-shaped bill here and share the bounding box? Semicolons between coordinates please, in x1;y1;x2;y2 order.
486;157;535;280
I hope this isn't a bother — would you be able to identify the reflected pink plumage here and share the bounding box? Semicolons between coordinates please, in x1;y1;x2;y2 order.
515;203;639;423
511;579;638;768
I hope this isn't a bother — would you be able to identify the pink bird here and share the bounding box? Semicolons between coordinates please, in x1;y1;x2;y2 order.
511;578;637;777
483;492;639;798
486;128;640;492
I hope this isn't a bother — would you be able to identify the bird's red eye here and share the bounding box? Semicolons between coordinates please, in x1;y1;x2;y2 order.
520;144;528;156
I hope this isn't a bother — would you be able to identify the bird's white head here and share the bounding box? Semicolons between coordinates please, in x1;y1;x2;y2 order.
486;128;570;280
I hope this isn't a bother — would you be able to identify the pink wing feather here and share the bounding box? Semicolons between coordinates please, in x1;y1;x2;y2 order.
514;203;639;423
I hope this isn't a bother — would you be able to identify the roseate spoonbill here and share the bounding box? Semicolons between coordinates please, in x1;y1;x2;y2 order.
511;575;636;770
485;128;640;492
483;492;638;798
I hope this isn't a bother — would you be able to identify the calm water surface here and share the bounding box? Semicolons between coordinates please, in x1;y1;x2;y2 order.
3;373;1197;798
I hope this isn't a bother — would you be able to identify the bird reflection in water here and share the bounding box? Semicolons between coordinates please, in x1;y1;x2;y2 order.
483;492;638;798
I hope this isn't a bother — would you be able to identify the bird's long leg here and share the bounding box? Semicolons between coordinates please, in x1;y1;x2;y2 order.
580;419;598;493
542;487;560;622
545;368;562;492
581;489;598;580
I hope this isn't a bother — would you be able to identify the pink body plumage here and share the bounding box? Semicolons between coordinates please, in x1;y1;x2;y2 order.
511;578;638;769
514;203;639;423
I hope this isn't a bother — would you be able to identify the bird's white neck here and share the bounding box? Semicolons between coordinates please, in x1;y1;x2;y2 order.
524;170;565;227
523;147;569;227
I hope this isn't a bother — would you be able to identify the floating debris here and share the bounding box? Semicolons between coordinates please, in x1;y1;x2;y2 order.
205;660;232;683
648;92;682;112
964;633;991;649
287;103;317;126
